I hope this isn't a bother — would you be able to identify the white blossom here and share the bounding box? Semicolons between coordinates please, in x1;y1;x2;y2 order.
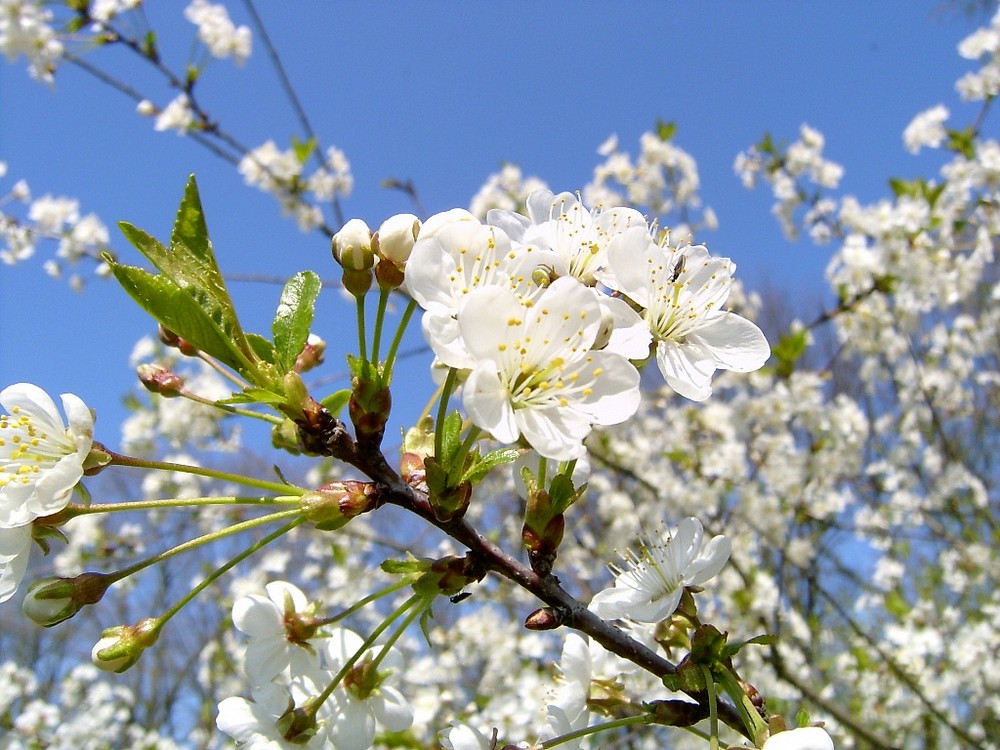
0;383;94;528
589;517;731;623
184;0;252;64
605;228;770;401
450;278;641;461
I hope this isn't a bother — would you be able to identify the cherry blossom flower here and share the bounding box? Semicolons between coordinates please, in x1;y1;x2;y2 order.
452;277;641;461
487;189;646;286
232;581;324;686
404;217;541;369
589;517;730;623
0;383;94;528
763;726;835;750
605;227;770;401
184;0;252;64
323;627;414;750
217;683;330;750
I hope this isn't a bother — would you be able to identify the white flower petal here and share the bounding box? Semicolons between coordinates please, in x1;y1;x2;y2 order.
232;595;282;638
371;685;414;732
0;524;32;603
687;313;770;372
685;535;732;587
763;727;836;750
465;363;519;444
655;339;716;402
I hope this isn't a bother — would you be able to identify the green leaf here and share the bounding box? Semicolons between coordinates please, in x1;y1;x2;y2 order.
439;410;465;466
246;333;278;366
946;127;976;160
272;271;322;372
292;136;317;164
320;389;352;418
461;447;520;485
889;177;914;198
656;118;677;142
107;262;255;374
771;327;810;379
115;176;256;375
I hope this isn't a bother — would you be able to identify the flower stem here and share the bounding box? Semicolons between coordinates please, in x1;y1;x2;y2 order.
157;513;306;625
111;508;304;588
62;495;299;517
104;449;305;496
434;368;459;459
716;664;769;746
382;298;418;382
371;286;390;366
308;593;426;717
701;664;720;750
356;295;369;377
539;713;655;749
316;579;413;626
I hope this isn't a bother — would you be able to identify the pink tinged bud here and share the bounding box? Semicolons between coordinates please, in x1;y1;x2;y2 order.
137;364;184;396
92;617;160;673
374;213;420;264
332;218;374;271
294;334;326;373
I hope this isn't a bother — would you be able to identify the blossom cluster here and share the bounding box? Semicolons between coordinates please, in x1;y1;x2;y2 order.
240;141;354;231
0;163;112;289
218;582;414;750
351;189;769;461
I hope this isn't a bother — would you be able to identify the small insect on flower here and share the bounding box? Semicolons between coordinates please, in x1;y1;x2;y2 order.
669;255;686;283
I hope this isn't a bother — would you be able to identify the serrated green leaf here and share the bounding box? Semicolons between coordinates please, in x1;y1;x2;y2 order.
116;177;254;372
273;271;322;372
171;175;213;265
108;262;255;374
461;447;520;484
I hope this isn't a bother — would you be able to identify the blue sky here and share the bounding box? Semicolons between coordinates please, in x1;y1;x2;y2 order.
0;2;992;446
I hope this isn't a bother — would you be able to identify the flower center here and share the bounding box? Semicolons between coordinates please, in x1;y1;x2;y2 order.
0;408;59;488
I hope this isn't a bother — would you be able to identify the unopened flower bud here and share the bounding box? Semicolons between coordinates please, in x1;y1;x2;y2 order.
137;364;184;396
524;606;563;630
374;213;420;265
22;571;112;627
412;553;486;597
92;617;160;673
294;334;326;373
332;218;374;271
300;481;376;530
